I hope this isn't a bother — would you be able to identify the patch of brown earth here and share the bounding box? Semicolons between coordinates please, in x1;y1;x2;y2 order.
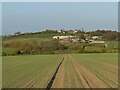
52;55;66;88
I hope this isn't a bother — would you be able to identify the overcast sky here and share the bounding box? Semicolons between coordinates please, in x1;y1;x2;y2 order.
2;2;118;35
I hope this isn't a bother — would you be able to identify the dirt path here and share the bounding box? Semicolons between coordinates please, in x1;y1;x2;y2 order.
51;55;66;88
51;54;115;88
52;54;84;88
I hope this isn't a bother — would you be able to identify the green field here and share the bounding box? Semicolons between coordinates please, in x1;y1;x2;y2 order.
74;53;118;88
3;53;118;88
3;54;63;88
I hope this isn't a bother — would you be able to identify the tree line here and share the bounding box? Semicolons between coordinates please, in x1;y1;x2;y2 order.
3;29;119;41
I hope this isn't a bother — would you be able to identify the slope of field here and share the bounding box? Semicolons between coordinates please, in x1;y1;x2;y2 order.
52;53;118;88
2;54;63;88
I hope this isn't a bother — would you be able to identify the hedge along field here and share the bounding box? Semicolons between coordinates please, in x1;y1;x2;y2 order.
2;54;63;88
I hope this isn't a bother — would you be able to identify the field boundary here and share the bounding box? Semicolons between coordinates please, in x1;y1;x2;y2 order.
45;55;65;90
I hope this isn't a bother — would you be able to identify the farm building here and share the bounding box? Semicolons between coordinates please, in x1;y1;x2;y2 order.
67;30;78;34
53;36;78;40
89;40;105;44
92;36;103;40
53;36;80;42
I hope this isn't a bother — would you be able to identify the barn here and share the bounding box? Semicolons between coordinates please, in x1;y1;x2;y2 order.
53;36;78;40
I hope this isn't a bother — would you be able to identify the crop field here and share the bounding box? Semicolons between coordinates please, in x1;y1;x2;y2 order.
52;53;118;88
2;55;63;88
2;53;118;88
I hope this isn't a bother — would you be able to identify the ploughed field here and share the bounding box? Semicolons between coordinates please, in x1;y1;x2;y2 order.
3;53;118;88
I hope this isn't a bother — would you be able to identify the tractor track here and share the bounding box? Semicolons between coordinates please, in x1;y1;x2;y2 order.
69;55;92;88
46;54;116;89
69;54;108;88
45;55;65;90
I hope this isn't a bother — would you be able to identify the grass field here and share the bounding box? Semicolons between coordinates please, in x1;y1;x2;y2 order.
2;53;118;88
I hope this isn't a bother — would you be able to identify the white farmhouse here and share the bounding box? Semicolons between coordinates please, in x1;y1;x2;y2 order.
92;36;99;39
89;40;105;44
53;36;78;39
92;36;103;40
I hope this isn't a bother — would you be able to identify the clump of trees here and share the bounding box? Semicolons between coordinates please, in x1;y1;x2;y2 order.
89;30;119;41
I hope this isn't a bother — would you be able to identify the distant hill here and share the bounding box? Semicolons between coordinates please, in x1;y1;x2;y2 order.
2;29;119;56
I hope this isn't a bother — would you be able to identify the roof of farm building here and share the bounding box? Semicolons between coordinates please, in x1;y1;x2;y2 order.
53;36;79;39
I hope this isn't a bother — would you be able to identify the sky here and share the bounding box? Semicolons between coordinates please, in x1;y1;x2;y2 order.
2;2;118;35
1;0;119;2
